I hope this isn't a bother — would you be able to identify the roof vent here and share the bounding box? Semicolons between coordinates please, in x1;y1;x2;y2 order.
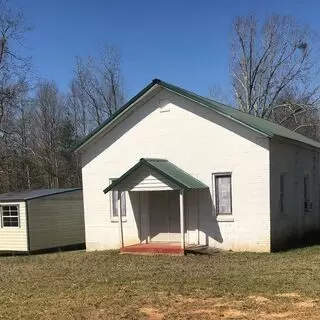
158;98;170;113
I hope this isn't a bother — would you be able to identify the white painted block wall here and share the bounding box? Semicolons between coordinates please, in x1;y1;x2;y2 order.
270;139;320;250
81;89;271;252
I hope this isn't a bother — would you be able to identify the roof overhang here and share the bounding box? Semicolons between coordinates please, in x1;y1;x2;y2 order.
75;78;320;154
74;81;162;153
103;158;208;193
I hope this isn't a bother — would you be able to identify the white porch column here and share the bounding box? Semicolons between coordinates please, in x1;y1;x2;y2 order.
180;189;185;249
118;191;124;248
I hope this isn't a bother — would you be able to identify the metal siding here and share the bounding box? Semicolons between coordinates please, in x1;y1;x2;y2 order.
28;190;85;251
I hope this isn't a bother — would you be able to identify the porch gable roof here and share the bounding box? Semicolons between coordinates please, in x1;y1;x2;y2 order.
103;158;208;193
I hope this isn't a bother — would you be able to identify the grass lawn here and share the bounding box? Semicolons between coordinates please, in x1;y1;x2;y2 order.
1;247;320;319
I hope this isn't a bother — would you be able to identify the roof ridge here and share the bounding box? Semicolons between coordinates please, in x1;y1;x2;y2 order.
156;79;320;149
141;158;167;162
76;78;320;151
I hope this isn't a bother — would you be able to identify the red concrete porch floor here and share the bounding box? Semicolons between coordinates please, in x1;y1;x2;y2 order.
120;243;207;255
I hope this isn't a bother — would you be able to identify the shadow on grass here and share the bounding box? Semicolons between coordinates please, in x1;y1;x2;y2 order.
273;232;320;252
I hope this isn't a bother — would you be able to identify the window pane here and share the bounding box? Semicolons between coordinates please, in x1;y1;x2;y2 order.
3;217;18;227
121;192;126;217
1;205;19;227
10;206;18;212
3;219;11;227
112;190;118;217
2;207;10;214
215;175;232;214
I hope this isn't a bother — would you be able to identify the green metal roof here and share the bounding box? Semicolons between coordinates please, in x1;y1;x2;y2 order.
159;80;320;149
75;79;320;152
103;158;208;193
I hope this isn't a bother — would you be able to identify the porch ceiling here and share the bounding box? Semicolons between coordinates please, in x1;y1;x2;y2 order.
103;158;208;193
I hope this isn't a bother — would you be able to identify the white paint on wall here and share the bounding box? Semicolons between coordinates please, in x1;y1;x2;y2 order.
270;139;320;250
81;88;271;252
115;166;179;191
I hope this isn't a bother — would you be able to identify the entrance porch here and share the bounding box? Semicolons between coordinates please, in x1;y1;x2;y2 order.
120;243;208;255
103;158;209;254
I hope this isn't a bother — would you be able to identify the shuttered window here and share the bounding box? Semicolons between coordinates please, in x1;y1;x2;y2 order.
214;174;232;215
0;205;19;227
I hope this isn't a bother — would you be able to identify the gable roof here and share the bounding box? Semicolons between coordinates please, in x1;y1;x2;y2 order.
103;158;208;193
75;79;320;152
0;188;82;202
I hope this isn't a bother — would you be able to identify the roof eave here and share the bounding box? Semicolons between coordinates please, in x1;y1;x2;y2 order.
103;158;208;194
272;134;320;151
159;84;272;139
74;81;161;154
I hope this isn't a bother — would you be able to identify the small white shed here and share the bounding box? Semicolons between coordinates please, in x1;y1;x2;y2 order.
0;188;85;253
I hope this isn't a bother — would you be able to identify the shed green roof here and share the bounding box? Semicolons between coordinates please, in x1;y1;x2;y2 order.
103;158;208;193
75;79;320;152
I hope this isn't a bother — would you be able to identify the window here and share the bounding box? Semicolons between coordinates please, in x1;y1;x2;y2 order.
112;190;126;218
214;174;232;215
304;174;312;212
110;179;126;219
1;205;19;227
280;173;285;213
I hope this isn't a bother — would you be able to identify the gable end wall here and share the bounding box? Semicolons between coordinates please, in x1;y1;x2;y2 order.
82;89;271;252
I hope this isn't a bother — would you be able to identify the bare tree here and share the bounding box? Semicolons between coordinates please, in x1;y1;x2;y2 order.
69;45;125;134
209;83;233;106
31;81;65;188
231;14;320;137
0;0;31;128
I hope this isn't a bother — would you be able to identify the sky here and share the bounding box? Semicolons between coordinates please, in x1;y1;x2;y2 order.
9;0;320;100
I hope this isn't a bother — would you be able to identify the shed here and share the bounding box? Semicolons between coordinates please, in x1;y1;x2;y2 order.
0;188;85;253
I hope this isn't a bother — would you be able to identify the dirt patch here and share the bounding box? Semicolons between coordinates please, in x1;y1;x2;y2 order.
158;294;320;319
248;295;271;303
264;312;293;318
223;309;247;318
140;307;164;320
295;300;316;308
275;292;300;298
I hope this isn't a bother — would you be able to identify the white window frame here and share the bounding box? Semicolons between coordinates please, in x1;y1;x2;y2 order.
212;172;233;222
110;179;127;222
0;204;20;228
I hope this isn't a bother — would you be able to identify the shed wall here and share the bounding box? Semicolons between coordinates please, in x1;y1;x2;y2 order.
28;190;85;251
0;201;28;251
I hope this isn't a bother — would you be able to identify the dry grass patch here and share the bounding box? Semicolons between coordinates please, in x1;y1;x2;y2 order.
1;247;320;319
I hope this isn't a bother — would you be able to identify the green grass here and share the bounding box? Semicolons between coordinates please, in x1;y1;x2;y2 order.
1;247;320;319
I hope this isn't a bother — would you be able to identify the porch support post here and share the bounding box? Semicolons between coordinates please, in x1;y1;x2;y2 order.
118;191;124;248
180;189;185;250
